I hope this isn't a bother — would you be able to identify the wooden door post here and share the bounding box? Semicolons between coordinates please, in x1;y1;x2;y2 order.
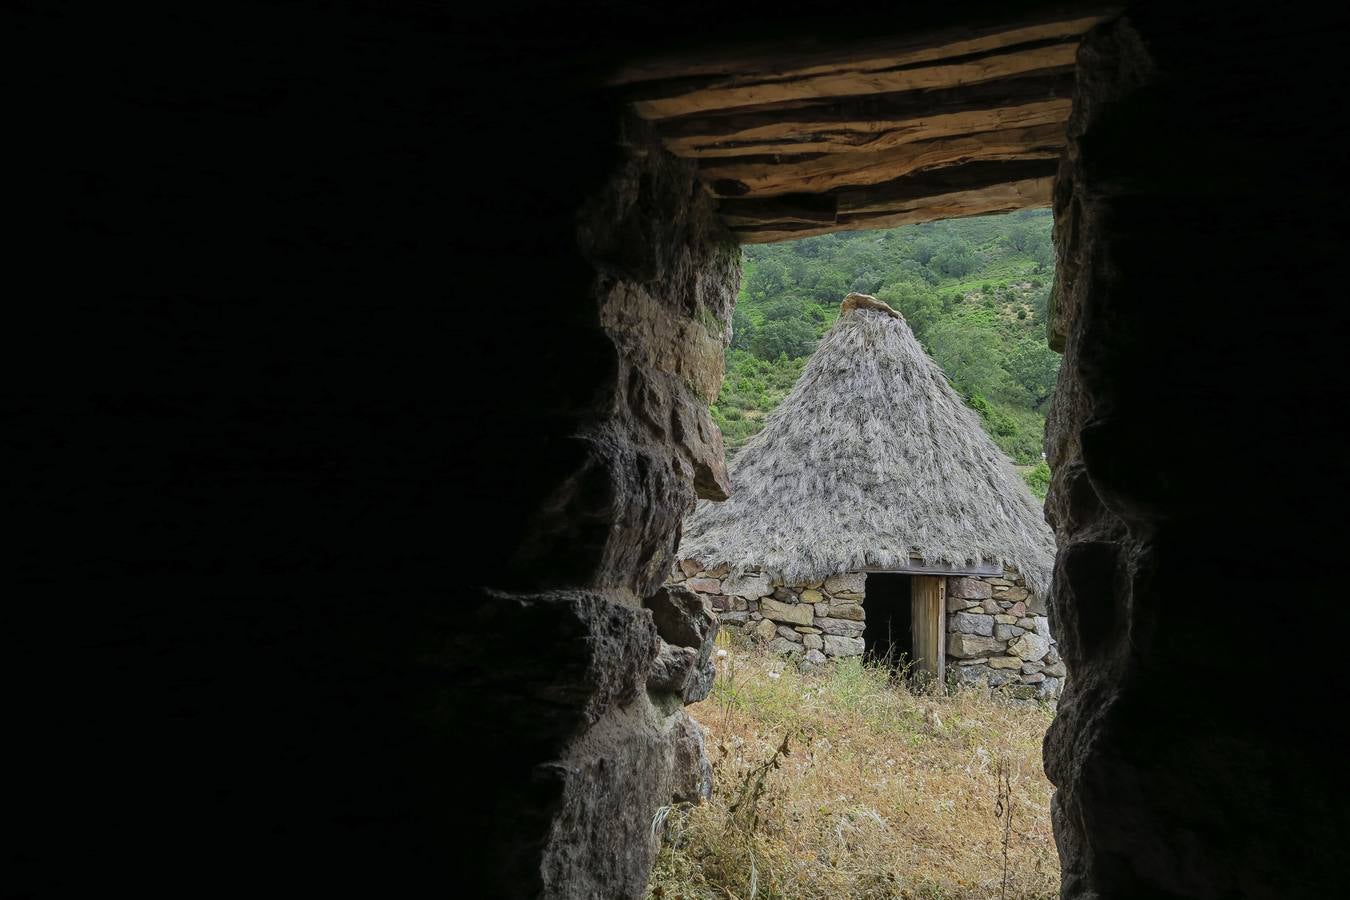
911;575;946;684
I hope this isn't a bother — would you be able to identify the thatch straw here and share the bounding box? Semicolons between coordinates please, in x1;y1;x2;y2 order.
681;294;1055;595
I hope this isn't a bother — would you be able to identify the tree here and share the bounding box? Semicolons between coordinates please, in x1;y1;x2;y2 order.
878;280;941;339
1007;336;1061;409
931;240;976;277
751;317;816;360
925;319;1013;403
730;305;756;351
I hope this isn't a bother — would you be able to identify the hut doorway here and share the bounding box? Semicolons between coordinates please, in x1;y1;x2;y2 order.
864;574;912;667
864;573;946;683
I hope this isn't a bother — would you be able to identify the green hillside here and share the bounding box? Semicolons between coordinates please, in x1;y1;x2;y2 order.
713;208;1058;498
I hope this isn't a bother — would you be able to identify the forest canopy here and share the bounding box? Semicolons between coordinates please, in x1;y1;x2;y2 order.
713;208;1059;498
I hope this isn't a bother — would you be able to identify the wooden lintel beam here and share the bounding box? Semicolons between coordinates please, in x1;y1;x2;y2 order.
731;176;1054;243
717;193;839;227
715;158;1057;227
635;38;1079;124
699;122;1066;198
659;69;1075;157
837;157;1059;213
610;8;1117;109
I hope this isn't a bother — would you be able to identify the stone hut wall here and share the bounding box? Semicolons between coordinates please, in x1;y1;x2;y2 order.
946;574;1064;699
668;563;867;667
670;562;1063;698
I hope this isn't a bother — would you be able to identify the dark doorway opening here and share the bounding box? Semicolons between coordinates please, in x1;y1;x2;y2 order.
864;573;912;667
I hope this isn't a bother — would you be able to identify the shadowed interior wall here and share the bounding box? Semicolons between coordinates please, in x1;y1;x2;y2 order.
1044;9;1350;897
12;2;1349;898
864;574;913;664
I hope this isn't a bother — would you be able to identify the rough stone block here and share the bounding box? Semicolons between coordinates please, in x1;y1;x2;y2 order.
767;638;802;655
1008;633;1050;662
1023;672;1046;684
678;559;702;579
1033;616;1052;639
799;588;823;604
946;595;982;613
759;597;813;626
954;664;993;685
987;669;1017;688
947;634;1005;658
814;616;865;638
993;586;1029;602
1026;592;1047;616
822;635;865;657
988;656;1023;669
1008;601;1027;617
671;712;713;804
645;586;715;650
824;573;866;595
776;625;803;643
686;577;721;594
722;572;773;599
1043;661;1067;678
951;612;995;636
994;614;1017;624
828;602;865;621
948;577;992;600
719;611;749;625
753;618;776;642
647;643;698;694
995;624;1026;640
803;634;823;651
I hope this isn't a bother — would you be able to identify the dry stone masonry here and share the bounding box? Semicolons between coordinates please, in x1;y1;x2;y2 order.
671;564;1061;698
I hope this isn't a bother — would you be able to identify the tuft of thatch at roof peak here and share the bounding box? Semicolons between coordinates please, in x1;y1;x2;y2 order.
680;293;1055;595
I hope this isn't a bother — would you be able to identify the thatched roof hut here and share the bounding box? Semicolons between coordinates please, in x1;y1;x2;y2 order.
680;293;1055;596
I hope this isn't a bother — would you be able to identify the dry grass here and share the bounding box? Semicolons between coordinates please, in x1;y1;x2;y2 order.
647;637;1059;900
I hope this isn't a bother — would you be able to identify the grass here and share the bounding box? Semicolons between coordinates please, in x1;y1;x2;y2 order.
647;636;1059;899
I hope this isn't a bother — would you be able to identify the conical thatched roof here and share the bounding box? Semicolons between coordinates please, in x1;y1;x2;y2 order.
681;293;1055;595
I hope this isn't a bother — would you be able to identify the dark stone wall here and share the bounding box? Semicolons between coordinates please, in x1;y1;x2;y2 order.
13;4;738;897
1045;9;1350;898
15;1;1348;897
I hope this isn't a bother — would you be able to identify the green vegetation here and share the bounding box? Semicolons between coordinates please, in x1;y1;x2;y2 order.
715;210;1060;493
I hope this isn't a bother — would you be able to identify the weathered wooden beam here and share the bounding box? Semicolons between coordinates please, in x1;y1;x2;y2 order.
862;561;1005;577
717;158;1057;226
659;69;1074;157
615;7;1117;97
699;122;1066;197
836;157;1058;213
717;193;838;227
632;34;1086;119
731;176;1054;243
